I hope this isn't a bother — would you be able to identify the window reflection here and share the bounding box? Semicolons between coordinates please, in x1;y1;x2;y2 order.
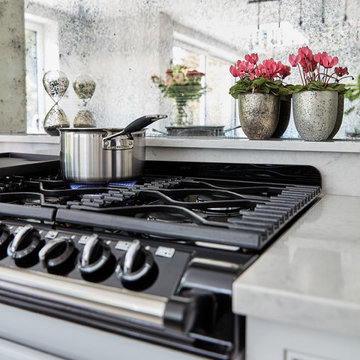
24;0;360;139
25;28;40;134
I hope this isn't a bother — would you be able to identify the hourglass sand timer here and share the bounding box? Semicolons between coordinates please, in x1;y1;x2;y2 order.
73;74;96;128
43;70;70;136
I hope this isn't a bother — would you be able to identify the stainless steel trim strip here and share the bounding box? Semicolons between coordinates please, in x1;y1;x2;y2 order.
0;266;167;328
189;257;241;271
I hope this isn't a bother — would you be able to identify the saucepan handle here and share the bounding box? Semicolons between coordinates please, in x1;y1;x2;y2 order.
102;114;167;149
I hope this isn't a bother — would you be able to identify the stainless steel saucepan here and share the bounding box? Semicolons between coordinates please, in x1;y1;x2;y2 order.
60;114;167;183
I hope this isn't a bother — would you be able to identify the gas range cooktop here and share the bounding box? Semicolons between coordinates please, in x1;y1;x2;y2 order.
0;158;321;359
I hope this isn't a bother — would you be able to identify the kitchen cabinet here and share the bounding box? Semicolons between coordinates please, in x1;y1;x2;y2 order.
0;303;208;360
246;316;360;360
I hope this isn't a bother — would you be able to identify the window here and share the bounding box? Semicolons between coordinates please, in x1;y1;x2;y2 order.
172;32;239;134
25;14;59;134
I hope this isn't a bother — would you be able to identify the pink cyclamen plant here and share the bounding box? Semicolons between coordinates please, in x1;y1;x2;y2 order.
229;53;291;98
229;53;291;99
230;53;291;82
288;46;351;88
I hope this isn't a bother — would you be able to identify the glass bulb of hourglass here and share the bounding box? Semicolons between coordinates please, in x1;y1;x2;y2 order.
73;110;96;128
73;74;96;103
43;70;69;103
44;104;70;135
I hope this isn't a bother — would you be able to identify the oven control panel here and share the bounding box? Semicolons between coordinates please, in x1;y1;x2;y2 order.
0;222;192;298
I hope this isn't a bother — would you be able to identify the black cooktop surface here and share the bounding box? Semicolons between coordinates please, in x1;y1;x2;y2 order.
0;160;321;251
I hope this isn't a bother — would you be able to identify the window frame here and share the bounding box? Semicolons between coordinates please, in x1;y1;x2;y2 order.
173;31;238;129
25;13;59;134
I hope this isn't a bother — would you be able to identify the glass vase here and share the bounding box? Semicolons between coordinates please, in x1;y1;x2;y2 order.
171;99;193;126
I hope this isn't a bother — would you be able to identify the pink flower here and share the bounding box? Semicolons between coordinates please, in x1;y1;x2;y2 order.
260;58;283;80
238;60;249;73
187;70;204;78
297;46;315;70
289;54;301;67
313;53;322;65
334;67;348;77
322;55;338;68
173;73;185;84
256;64;266;78
279;65;291;79
287;46;349;88
245;53;258;65
298;46;313;59
229;65;238;77
165;75;173;86
231;55;290;82
233;60;254;78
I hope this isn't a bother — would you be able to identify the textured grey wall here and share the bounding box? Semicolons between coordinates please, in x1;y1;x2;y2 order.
25;1;171;130
0;0;26;133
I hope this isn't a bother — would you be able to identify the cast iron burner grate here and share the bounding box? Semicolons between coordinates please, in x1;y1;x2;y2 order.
0;162;321;251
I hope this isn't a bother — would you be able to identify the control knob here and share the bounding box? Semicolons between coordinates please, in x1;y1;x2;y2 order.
7;224;43;267
38;237;76;274
115;240;157;290
78;234;115;281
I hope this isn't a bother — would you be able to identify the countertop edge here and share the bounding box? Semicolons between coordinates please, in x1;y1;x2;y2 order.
146;137;360;153
232;194;360;338
233;282;360;338
0;135;60;144
1;135;360;153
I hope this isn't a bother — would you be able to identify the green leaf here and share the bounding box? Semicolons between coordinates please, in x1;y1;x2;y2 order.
228;77;293;98
345;106;355;115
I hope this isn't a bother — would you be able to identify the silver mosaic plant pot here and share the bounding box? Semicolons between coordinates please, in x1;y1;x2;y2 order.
238;93;280;140
293;91;338;141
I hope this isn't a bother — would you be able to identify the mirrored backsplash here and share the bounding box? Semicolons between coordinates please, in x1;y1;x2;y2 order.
4;0;360;138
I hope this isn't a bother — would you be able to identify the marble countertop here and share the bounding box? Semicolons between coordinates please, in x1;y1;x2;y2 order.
233;194;360;338
146;136;360;153
1;134;360;153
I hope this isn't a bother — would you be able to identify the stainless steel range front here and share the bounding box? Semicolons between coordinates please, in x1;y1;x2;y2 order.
0;154;321;360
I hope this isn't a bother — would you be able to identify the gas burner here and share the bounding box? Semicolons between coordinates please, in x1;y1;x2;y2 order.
70;183;105;190
109;180;137;187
